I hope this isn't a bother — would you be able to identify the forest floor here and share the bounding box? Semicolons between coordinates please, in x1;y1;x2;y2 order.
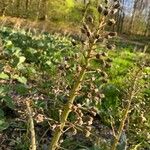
0;16;149;52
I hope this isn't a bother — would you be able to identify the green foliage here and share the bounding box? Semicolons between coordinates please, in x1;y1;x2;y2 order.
0;26;149;149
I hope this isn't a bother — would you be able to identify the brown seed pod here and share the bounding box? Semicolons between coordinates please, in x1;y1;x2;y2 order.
113;2;120;9
71;39;77;46
87;93;92;98
83;23;91;37
108;19;116;26
87;15;94;24
106;58;113;63
103;8;109;16
101;52;108;57
90;108;97;116
86;126;92;131
72;105;78;112
77;117;83;125
91;76;96;81
100;71;108;78
98;4;103;14
77;65;82;72
87;117;94;125
85;130;91;137
81;27;86;34
106;44;115;50
110;9;118;15
99;93;105;99
105;62;112;68
101;78;108;83
96;53;101;59
94;88;99;93
105;0;108;4
108;32;117;37
58;65;64;70
72;128;77;135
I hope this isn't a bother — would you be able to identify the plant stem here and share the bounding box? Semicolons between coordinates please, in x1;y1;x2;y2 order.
49;47;93;150
111;70;140;150
26;100;36;150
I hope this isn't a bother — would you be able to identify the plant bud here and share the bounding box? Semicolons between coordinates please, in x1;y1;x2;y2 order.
98;4;103;14
108;19;116;26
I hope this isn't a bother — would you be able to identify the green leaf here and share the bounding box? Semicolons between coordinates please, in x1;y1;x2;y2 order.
17;76;27;84
0;72;9;80
0;119;9;131
12;75;27;84
19;56;26;64
0;109;4;118
3;96;15;109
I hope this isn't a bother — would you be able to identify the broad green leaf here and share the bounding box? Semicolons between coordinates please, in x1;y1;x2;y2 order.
12;75;27;84
3;96;15;109
0;119;9;131
17;76;27;84
0;109;4;118
0;72;9;80
18;56;26;64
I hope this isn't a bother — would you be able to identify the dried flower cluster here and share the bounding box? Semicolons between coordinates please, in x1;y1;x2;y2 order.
49;0;120;149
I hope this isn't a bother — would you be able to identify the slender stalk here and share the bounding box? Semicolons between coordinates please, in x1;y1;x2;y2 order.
111;70;141;150
26;100;36;150
49;47;93;150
